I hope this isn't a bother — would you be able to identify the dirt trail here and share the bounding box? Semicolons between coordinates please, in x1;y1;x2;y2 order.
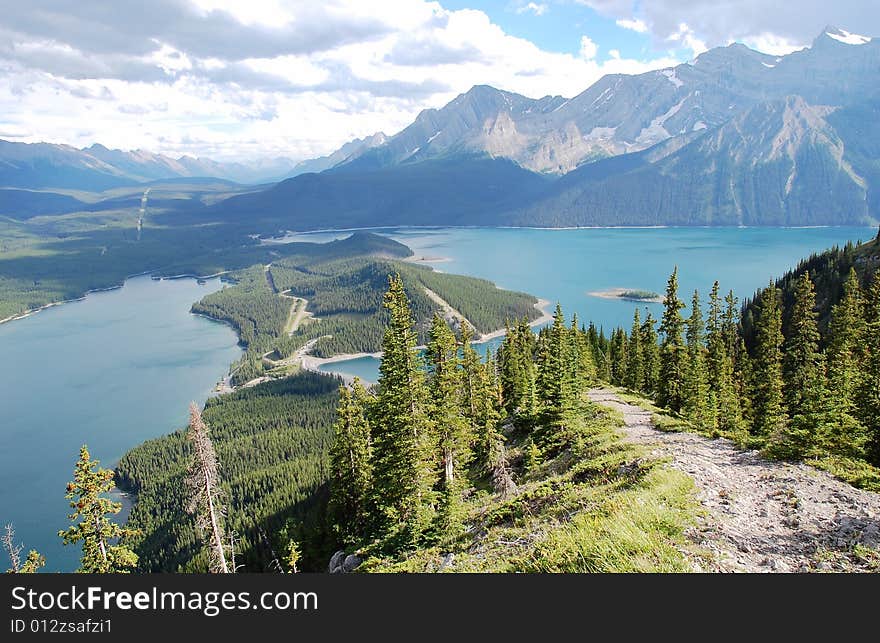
589;388;880;573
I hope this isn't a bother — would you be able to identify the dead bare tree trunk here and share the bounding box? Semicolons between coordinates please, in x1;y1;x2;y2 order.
186;403;230;573
2;524;22;573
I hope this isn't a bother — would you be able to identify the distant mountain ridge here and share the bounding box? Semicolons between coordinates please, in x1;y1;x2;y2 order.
211;26;879;229
0;139;301;189
5;26;880;227
331;26;880;176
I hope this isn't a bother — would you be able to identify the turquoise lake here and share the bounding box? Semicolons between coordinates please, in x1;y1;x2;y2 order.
0;276;241;572
0;225;874;571
297;226;877;382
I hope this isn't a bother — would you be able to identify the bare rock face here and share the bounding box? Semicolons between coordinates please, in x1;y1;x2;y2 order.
326;27;878;181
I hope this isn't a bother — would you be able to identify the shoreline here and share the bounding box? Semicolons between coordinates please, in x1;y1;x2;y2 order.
263;224;875;240
587;288;664;304
403;254;453;264
0;270;233;328
296;296;554;381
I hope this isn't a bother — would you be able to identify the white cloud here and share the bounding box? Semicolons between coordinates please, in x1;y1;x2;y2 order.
616;18;648;33
580;0;879;52
0;0;684;161
741;33;806;56
515;2;548;16
579;35;598;59
608;48;620;59
667;22;708;58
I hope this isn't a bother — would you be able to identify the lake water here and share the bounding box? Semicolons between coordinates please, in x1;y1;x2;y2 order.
0;276;241;572
1;226;874;571
291;226;877;382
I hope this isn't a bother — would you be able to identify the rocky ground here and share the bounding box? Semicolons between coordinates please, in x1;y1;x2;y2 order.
589;388;880;573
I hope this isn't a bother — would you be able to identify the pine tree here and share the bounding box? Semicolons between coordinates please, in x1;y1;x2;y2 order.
59;446;138;573
373;274;435;541
185;403;231;573
658;268;687;412
569;314;595;390
328;379;374;545
763;273;827;458
608;328;628;386
426;314;471;535
859;273;880;464
750;283;788;440
464;330;504;476
3;524;45;573
640;310;660;395
683;290;709;427
825;268;869;457
536;304;573;417
706;282;743;438
625;308;644;391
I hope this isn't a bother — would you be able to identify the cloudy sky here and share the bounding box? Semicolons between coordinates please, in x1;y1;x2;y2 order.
0;0;876;162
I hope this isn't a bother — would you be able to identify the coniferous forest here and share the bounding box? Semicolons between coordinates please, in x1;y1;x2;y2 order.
7;234;880;574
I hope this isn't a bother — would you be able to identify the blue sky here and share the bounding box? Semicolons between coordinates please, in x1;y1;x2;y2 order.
0;0;875;161
441;0;662;61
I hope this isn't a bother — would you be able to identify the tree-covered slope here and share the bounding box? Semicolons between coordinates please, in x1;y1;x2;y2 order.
116;372;340;572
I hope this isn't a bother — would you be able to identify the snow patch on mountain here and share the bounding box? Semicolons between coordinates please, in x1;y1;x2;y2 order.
825;28;872;45
661;69;684;88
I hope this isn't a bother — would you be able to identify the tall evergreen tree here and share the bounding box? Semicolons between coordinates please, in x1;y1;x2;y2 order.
658;268;687;412
426;314;471;534
625;308;644;391
328;379;374;546
750;283;788;439
498;319;537;423
536;304;573;417
640;310;660;395
825;268;869;457
683;290;709;427
706;282;742;438
859;273;880;464
59;446;138;573
373;274;435;541
608;327;628;386
765;273;827;459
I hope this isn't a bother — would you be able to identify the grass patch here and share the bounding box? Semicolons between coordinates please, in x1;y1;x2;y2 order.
360;394;701;573
521;467;696;572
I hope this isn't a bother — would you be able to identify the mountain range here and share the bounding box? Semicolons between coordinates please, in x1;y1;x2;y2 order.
3;26;879;227
0;140;304;190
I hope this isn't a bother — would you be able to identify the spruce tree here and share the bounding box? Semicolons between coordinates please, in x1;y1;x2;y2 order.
765;273;827;458
640;310;660;395
373;274;435;541
750;283;788;440
683;290;709;427
859;273;880;464
426;314;471;535
536;304;573;417
472;349;505;478
825;268;869;457
625;308;644;391
328;379;374;545
59;446;138;573
658;268;687;412
609;327;628;386
706;282;743;438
